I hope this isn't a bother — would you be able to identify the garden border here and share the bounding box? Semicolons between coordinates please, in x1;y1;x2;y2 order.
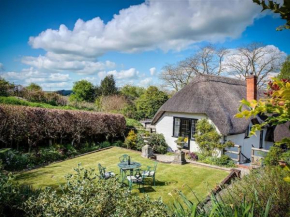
18;146;114;173
187;160;233;171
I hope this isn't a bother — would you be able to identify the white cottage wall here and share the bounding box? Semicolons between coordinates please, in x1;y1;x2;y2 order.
155;112;220;153
155;112;274;162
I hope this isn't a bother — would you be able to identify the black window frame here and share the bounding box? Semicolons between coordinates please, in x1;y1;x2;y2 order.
172;117;198;140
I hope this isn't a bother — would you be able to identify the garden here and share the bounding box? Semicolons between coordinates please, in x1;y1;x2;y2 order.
15;147;229;204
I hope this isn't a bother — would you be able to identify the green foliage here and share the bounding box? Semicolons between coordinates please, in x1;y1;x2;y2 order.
126;118;143;128
0;170;38;217
0;78;14;97
222;166;290;217
194;119;234;157
99;75;118;96
148;133;168;154
197;154;236;168
264;145;284;166
236;78;290;145
121;85;145;100
26;83;42;91
70;80;95;102
170;189;272;217
24;164;168;217
278;55;290;79
135;86;169;119
125;130;138;149
253;0;290;30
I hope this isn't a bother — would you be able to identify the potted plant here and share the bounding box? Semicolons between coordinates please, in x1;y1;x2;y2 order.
175;137;186;150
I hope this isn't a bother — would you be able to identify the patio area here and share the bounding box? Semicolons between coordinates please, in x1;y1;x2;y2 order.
16;147;229;204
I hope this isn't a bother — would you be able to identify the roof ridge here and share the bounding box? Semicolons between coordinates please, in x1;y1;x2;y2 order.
190;74;246;86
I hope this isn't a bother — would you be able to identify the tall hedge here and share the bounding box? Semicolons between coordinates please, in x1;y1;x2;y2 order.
0;105;126;151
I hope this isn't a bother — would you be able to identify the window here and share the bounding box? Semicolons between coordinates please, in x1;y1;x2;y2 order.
173;118;180;137
191;119;197;139
245;125;251;138
259;130;264;149
173;117;197;139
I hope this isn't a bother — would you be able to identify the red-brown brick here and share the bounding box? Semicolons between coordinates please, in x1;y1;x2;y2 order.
246;75;257;101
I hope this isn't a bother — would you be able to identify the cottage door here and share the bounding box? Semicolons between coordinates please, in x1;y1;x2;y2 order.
180;119;190;149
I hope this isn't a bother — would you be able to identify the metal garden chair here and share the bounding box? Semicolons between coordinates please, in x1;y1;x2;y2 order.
127;168;145;192
119;154;130;163
142;161;158;186
98;163;115;180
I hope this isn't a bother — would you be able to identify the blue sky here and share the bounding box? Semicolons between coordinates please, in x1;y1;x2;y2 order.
0;0;289;90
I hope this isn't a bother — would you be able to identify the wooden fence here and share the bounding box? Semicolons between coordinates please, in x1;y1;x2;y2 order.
224;144;241;163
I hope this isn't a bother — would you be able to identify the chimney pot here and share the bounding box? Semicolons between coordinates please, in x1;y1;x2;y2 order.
246;75;257;101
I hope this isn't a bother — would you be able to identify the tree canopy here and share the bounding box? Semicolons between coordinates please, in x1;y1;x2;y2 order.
135;86;169;119
70;80;95;102
120;85;145;101
26;83;42;91
0;78;14;96
99;75;118;96
278;55;290;79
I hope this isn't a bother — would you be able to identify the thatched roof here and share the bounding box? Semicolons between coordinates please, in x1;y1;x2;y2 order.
152;74;258;135
274;123;290;142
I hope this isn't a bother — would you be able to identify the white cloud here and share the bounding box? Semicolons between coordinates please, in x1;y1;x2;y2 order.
28;0;262;59
107;68;139;80
0;63;3;72
139;78;152;87
1;67;70;86
22;54;116;75
149;67;156;76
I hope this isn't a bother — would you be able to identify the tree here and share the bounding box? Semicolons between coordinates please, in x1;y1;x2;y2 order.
99;75;118;96
253;0;290;30
70;80;95;102
226;43;285;87
135;86;169;119
0;78;14;96
160;45;228;91
26;83;42;91
120;85;145;101
278;55;290;79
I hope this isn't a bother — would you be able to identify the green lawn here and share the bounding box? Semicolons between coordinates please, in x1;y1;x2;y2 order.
16;147;229;204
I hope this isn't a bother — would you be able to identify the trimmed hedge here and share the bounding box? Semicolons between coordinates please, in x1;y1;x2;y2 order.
0;105;126;151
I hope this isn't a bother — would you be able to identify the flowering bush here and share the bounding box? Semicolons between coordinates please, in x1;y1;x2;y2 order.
187;152;198;161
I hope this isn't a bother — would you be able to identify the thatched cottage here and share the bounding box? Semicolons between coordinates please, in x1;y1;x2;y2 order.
152;74;288;164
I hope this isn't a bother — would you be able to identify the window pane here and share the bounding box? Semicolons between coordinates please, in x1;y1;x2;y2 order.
174;118;180;137
191;119;197;139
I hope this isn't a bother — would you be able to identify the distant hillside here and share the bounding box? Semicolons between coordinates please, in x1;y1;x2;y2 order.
56;90;73;96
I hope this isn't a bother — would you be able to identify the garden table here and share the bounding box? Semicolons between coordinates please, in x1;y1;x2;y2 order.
118;161;141;183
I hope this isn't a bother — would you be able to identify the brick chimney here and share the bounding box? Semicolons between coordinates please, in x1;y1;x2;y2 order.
246;75;257;101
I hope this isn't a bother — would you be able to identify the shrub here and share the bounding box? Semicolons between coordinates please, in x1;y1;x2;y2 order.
194;119;234;157
0;78;14;97
100;141;111;148
0;170;38;217
147;133;168;154
0;105;126;151
125;130;138;149
112;140;123;147
98;95;128;112
222;166;290;217
281;151;290;164
264;146;284;166
170;189;272;217
24;164;168;217
187;152;198;161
